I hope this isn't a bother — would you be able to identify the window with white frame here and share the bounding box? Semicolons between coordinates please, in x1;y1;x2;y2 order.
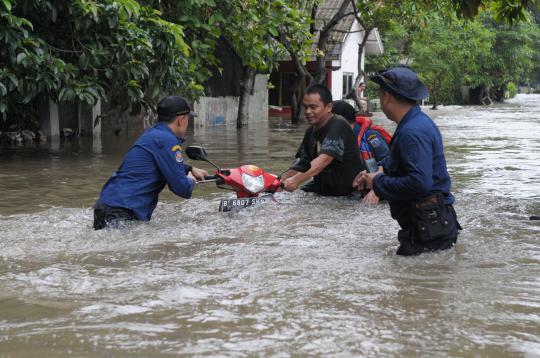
343;73;354;97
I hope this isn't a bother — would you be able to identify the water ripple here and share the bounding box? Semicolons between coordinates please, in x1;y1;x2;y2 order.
1;95;540;356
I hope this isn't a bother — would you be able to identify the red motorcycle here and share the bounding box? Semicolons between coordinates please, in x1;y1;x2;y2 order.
185;146;310;212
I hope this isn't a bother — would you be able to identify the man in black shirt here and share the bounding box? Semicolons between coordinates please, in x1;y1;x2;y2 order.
282;84;363;196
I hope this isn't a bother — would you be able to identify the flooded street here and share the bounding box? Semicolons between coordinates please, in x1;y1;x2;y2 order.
1;94;539;356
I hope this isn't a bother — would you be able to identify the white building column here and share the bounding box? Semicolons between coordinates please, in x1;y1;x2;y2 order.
44;98;60;151
47;98;60;138
92;98;102;153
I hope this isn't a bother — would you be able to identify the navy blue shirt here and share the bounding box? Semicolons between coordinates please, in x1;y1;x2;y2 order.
96;123;194;221
373;106;454;222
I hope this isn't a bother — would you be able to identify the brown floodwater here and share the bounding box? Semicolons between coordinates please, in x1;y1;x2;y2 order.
0;95;539;356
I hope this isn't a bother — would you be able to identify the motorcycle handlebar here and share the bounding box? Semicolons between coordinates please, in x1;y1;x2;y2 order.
197;175;225;185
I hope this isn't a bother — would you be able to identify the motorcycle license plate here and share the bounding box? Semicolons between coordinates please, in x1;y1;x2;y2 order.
219;194;275;212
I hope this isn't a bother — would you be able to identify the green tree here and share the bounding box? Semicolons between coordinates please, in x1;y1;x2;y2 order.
474;12;539;101
144;0;222;94
529;5;540;85
452;0;540;23
0;0;198;132
151;0;312;128
275;0;315;123
277;0;354;123
348;0;438;108
367;1;540;106
219;0;286;128
410;15;494;108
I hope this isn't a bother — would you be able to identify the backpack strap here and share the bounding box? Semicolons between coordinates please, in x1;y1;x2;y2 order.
355;116;373;148
370;125;392;145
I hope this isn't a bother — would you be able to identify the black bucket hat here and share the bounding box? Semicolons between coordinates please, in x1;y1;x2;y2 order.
157;95;197;121
370;67;428;101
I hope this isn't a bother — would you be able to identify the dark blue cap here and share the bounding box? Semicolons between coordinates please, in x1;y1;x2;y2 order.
157;95;197;121
370;67;428;101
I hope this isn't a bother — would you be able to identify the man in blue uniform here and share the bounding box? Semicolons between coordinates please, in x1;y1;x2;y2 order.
353;67;461;255
332;100;390;204
93;95;207;230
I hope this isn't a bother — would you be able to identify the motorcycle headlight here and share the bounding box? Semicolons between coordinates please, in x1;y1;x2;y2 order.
241;173;265;194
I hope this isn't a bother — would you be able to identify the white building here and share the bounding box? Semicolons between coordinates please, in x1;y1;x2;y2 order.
327;17;384;101
268;0;384;113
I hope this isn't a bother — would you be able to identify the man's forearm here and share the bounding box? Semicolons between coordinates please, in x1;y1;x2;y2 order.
280;169;298;181
292;154;333;183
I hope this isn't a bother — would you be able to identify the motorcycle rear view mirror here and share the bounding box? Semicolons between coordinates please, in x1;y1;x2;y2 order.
289;158;311;173
185;146;208;161
185;146;221;171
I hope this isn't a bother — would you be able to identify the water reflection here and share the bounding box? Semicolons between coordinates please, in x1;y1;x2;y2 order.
0;95;539;356
92;136;102;154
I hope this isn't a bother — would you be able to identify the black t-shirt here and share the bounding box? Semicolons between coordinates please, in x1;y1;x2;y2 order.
296;115;364;196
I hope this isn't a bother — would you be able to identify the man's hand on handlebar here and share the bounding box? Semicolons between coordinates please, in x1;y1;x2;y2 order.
187;171;197;184
191;167;209;181
282;176;300;192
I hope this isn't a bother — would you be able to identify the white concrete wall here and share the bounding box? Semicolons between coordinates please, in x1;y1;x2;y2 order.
331;20;364;101
331;66;344;102
48;99;60;138
193;74;268;127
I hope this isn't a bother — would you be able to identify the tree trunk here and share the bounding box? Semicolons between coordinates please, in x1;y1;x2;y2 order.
493;86;505;102
350;53;366;110
428;90;436;109
276;27;312;124
277;0;348;123
313;0;350;85
349;27;373;111
313;29;331;85
291;95;306;125
480;85;493;105
237;66;256;128
290;75;300;124
290;73;308;124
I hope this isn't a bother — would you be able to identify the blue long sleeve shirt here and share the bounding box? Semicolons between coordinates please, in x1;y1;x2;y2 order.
373;106;454;223
97;123;194;221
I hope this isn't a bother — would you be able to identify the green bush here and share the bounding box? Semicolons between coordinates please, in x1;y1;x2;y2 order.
506;82;518;98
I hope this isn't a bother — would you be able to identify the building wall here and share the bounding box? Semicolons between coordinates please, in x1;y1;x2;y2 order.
331;20;363;101
204;40;243;97
100;102;145;138
193;74;268;127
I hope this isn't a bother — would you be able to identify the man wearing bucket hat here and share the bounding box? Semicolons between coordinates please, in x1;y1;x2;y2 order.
93;95;208;230
353;66;461;255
